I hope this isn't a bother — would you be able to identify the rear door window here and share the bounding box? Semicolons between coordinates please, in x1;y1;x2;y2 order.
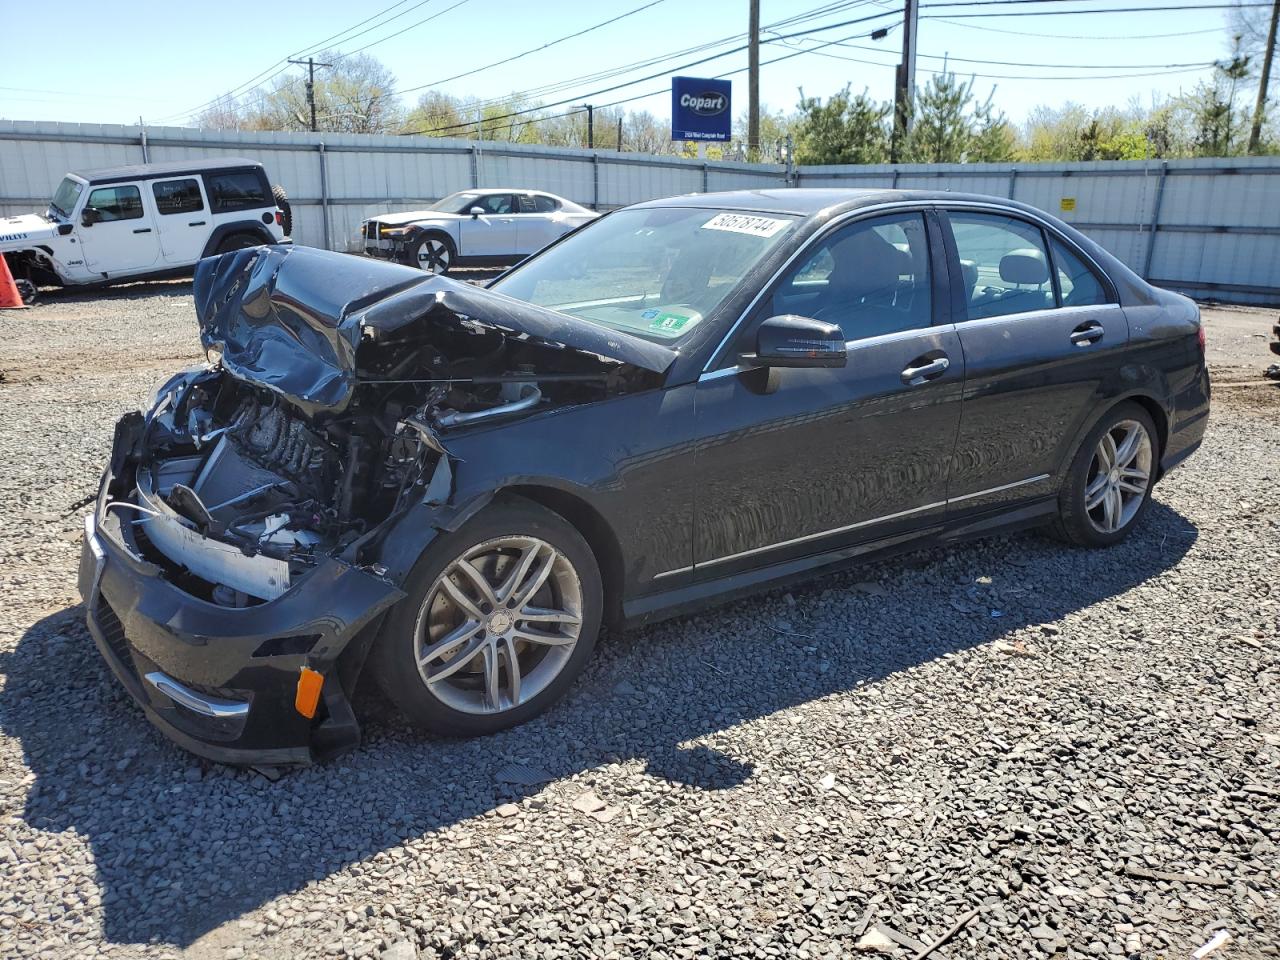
205;171;269;213
533;195;560;213
1050;238;1109;307
86;185;144;221
152;178;204;215
947;213;1054;321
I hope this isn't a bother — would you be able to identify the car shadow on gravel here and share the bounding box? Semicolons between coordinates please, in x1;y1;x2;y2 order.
0;501;1197;947
35;278;194;305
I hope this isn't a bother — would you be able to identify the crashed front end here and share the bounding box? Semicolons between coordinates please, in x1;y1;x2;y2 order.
79;245;670;766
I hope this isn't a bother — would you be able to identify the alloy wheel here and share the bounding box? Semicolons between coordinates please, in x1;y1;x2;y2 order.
414;536;583;715
416;238;452;274
1084;418;1153;534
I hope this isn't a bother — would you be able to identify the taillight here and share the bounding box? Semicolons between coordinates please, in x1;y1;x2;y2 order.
275;211;283;226
1197;323;1206;353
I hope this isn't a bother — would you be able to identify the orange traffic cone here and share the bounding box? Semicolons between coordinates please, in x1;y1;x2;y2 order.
0;255;29;309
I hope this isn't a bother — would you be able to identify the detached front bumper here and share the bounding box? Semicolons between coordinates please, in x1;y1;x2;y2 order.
79;479;404;767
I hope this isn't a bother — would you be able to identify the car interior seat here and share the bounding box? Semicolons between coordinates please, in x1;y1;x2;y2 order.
812;228;923;337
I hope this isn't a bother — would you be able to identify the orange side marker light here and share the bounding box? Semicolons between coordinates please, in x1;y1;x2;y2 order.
295;667;324;719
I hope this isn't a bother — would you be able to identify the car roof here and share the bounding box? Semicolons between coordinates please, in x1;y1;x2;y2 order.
72;157;264;185
629;188;1028;218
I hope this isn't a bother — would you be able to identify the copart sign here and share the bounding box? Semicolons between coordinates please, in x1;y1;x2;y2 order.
671;76;731;142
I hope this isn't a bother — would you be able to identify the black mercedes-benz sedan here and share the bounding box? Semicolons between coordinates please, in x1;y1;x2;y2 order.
79;189;1209;765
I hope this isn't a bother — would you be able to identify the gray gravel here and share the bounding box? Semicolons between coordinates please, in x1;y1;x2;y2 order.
0;284;1277;960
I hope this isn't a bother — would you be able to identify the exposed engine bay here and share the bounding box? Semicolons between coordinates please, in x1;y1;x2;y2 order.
113;245;672;607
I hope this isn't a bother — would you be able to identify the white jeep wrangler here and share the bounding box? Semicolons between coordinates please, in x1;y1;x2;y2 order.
0;158;291;302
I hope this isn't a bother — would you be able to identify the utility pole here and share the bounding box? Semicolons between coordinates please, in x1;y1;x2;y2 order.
578;103;594;148
1248;0;1280;154
748;0;760;160
616;115;624;151
890;0;919;163
288;56;333;132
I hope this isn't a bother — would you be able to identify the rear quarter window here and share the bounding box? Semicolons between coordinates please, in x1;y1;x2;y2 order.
205;170;270;213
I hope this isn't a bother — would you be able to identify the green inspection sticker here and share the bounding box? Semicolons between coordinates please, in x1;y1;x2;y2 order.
649;312;693;333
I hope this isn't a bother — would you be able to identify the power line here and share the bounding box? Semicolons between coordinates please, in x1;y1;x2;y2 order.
324;0;473;61
928;19;1222;37
394;0;1250;129
919;1;1271;17
157;0;475;123
399;4;901;134
404;16;902;137
801;44;1215;78
402;0;669;93
385;0;880;111
798;35;1213;68
920;0;1265;7
155;0;425;120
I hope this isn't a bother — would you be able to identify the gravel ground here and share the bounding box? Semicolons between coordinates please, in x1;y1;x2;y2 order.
0;282;1277;960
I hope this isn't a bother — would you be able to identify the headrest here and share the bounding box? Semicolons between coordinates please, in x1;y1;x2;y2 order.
999;249;1048;285
828;229;911;296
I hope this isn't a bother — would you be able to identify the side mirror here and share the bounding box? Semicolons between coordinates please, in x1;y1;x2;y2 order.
746;315;847;369
469;206;485;219
80;207;100;227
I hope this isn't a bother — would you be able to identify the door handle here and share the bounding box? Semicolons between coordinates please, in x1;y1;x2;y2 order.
188;220;206;227
901;356;949;385
132;228;152;234
1070;322;1104;346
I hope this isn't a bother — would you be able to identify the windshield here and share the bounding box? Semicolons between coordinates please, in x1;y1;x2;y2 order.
426;191;480;214
491;207;799;342
49;177;83;219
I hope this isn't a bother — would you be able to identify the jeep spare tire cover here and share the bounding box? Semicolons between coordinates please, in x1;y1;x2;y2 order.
272;184;292;236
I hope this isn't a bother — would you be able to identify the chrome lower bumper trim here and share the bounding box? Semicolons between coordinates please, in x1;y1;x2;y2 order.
144;671;250;719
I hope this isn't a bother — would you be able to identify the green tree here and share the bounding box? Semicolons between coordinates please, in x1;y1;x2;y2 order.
793;85;891;165
904;71;972;162
198;50;402;134
402;92;463;136
967;91;1017;162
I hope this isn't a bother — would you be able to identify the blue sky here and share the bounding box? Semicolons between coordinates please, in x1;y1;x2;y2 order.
0;0;1240;131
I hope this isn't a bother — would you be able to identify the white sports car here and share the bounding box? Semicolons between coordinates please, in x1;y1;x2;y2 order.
360;189;597;274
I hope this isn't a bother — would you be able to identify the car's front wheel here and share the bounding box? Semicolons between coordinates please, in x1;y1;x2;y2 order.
369;497;602;737
412;234;455;275
1052;402;1158;547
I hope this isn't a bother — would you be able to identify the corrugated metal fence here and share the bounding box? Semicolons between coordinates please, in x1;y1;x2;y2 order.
2;120;1277;304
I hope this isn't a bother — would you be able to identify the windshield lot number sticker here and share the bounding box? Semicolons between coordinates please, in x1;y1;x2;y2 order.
650;312;694;333
702;213;788;238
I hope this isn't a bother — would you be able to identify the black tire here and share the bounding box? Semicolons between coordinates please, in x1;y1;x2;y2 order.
368;496;603;737
271;184;292;237
216;233;263;255
1050;402;1159;547
406;231;456;275
15;278;38;306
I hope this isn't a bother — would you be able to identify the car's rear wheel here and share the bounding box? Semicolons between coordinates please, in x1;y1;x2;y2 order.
413;234;455;275
369;497;601;737
1052;402;1158;547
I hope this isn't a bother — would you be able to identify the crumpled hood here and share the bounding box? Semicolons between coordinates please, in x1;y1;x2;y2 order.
193;245;676;418
367;210;464;227
0;213;58;248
